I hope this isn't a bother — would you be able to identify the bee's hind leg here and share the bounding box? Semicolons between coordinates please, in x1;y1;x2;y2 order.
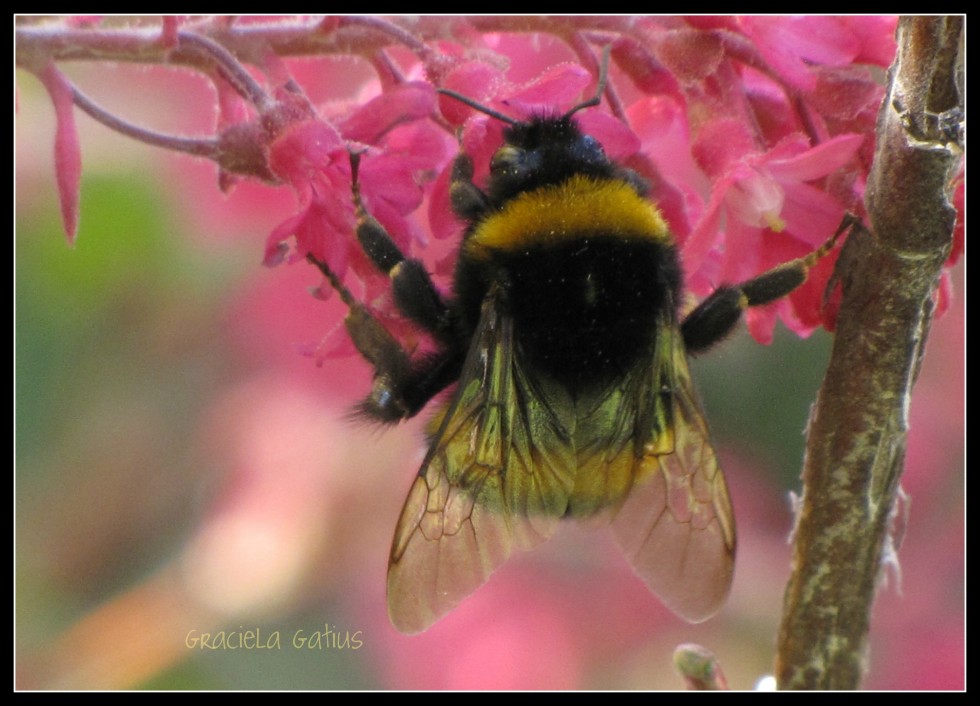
681;215;857;354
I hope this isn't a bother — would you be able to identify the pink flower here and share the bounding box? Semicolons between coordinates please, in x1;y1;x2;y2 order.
262;82;446;308
628;85;864;340
738;16;897;92
37;63;81;243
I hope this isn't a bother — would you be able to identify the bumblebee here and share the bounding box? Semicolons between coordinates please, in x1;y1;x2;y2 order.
309;61;842;634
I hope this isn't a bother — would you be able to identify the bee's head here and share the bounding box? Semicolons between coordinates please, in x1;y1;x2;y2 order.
487;114;612;203
437;48;621;204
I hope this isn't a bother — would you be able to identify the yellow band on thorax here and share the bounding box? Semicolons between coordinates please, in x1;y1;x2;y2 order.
465;174;671;258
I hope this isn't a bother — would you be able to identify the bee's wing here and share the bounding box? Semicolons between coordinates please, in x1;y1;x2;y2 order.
386;286;576;634
609;318;736;623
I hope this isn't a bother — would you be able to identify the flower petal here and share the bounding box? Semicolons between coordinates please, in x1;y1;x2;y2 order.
768;133;864;182
38;64;81;243
338;82;436;144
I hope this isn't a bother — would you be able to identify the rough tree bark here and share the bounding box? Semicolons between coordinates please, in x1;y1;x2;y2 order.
775;16;963;690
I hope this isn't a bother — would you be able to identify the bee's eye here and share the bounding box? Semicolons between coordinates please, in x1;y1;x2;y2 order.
572;134;605;164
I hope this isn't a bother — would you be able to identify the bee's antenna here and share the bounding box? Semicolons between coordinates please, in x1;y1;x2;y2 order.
563;44;612;120
436;88;519;126
438;45;612;126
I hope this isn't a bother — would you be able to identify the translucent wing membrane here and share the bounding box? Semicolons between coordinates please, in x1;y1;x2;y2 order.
610;323;735;622
387;290;735;633
387;286;576;634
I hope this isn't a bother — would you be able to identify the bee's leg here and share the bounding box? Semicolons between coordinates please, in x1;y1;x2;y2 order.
681;216;857;354
308;254;460;422
349;153;454;344
447;151;491;221
305;152;471;422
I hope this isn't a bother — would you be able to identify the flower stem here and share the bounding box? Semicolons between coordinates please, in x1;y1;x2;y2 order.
69;82;220;158
176;30;273;110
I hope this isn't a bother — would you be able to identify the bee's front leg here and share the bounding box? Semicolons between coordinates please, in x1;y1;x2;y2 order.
305;153;468;423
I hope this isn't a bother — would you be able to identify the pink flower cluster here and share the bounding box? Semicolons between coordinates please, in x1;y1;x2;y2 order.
259;82;450;359
255;16;909;349
36;16;951;351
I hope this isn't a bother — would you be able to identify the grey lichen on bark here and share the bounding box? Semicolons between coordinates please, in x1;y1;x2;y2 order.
774;16;962;690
